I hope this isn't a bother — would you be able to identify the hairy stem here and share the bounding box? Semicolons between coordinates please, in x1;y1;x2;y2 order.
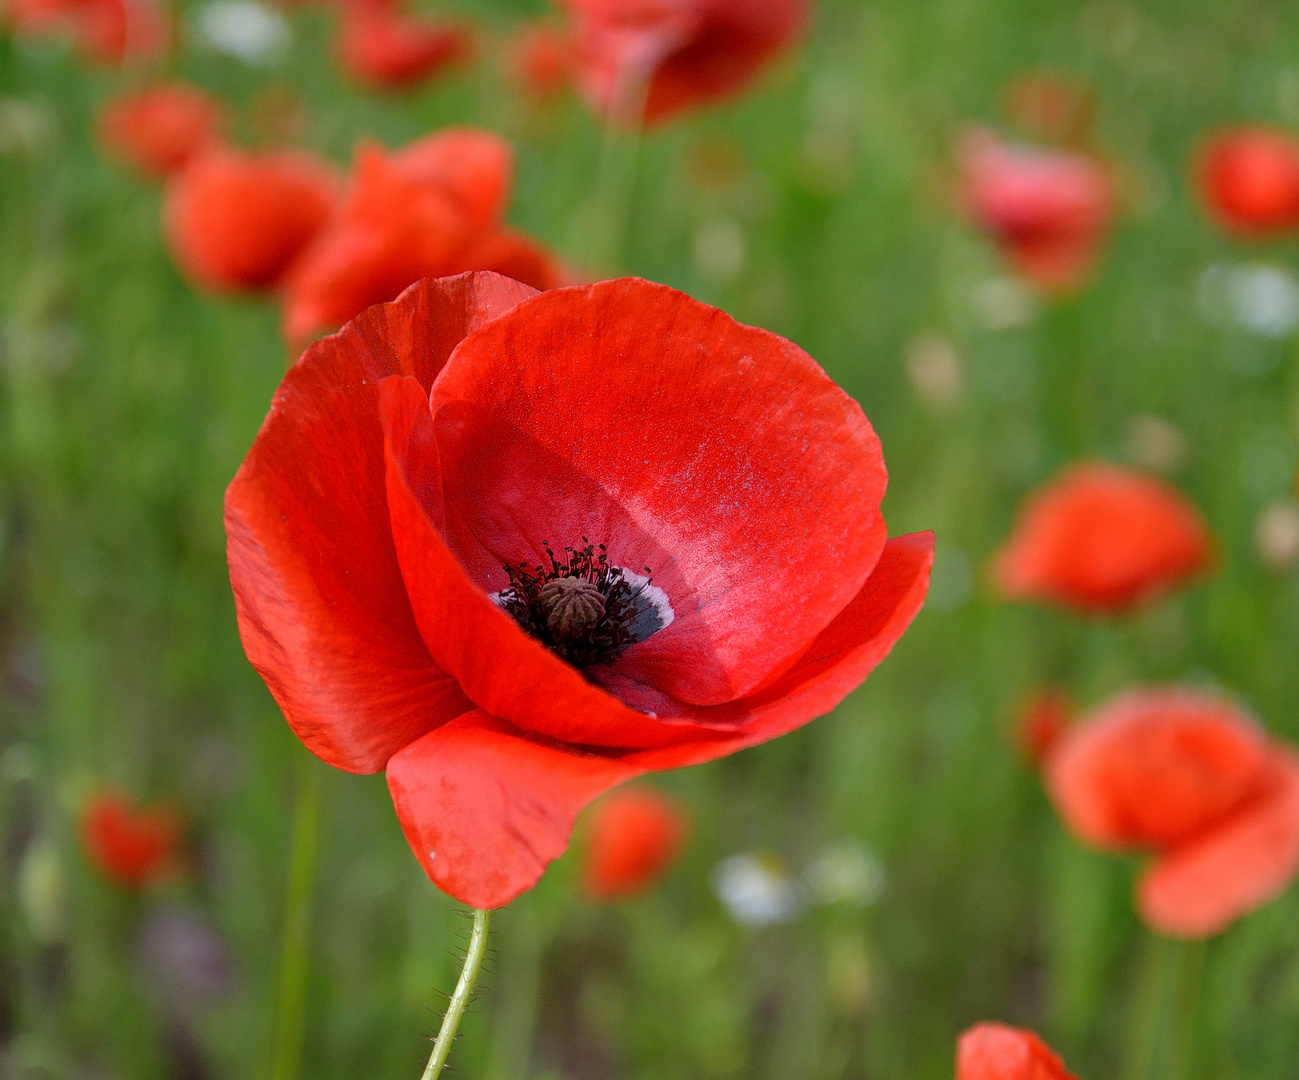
421;908;492;1080
269;748;323;1080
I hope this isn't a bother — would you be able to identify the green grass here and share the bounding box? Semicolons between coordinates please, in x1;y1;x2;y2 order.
3;0;1299;1077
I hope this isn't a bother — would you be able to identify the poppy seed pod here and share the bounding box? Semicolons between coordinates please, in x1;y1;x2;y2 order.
1046;687;1299;938
957;1023;1078;1080
559;0;810;125
959;127;1116;293
226;272;933;909
96;82;226;180
991;462;1212;615
164;146;339;294
582;787;688;900
1196;127;1299;237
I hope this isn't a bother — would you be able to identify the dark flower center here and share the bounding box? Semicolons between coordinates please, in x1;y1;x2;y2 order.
496;540;663;669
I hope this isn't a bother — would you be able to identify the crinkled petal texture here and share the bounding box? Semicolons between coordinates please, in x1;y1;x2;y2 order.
1197;127;1299;237
956;1023;1077;1080
562;0;810;124
229;273;931;908
1046;687;1299;938
165;147;339;293
992;462;1212;614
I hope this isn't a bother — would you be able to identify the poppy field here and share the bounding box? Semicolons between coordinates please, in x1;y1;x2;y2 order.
4;0;1299;1079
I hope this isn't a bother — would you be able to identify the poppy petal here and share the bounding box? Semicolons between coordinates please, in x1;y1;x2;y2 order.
385;532;930;907
428;278;889;706
1138;749;1299;938
394;129;513;230
386;709;644;909
225;273;535;773
378;373;721;749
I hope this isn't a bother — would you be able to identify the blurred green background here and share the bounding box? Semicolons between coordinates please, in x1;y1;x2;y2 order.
4;0;1299;1077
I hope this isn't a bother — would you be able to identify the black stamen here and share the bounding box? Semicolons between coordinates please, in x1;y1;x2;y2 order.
497;541;653;668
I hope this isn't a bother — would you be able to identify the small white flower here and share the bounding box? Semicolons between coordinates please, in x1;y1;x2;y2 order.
970;276;1036;331
804;841;886;907
196;1;290;65
712;853;803;927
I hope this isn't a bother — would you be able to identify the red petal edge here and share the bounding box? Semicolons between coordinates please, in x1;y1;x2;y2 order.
225;272;535;773
386;531;932;908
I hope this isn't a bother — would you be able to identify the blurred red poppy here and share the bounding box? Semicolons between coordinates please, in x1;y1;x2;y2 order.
3;0;168;63
226;272;933;909
336;0;471;92
957;1023;1077;1080
96;82;226;180
1196;127;1299;237
510;22;575;105
991;462;1212;615
80;788;181;889
1046;687;1299;938
281;129;562;347
164;146;339;294
1015;685;1071;764
959;127;1116;292
582;787;688;900
558;0;810;125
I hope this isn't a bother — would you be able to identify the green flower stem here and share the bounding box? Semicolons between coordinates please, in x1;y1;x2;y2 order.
269;747;323;1080
583;71;650;272
1122;935;1205;1080
421;908;492;1080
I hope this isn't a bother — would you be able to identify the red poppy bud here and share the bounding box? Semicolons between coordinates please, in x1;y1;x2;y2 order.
1015;686;1071;764
80;788;181;889
281;130;562;346
956;1023;1078;1080
991;462;1212;615
1196;127;1299;237
582;787;687;900
96;82;226;180
336;0;472;92
558;0;810;125
1046;687;1299;938
510;23;575;105
226;272;933;908
164;146;340;294
959;127;1116;293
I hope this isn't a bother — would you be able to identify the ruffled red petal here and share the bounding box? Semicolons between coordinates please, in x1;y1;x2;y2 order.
225;273;536;773
1045;688;1271;849
394;129;512;230
956;1023;1077;1080
1138;749;1299;938
385;532;930;907
426;278;888;706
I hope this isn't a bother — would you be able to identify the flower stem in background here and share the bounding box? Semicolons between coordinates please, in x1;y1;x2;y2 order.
420;908;492;1080
269;746;323;1080
581;71;650;272
1122;935;1204;1080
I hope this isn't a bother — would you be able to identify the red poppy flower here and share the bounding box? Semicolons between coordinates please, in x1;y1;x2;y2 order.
1046;687;1299;938
957;1023;1077;1080
281;130;562;347
96;82;226;180
225;272;933;909
959;127;1116;292
991;462;1212;615
510;22;575;105
1015;685;1071;764
3;0;168;62
80;788;182;889
582;786;687;900
164;146;340;294
336;0;471;92
558;0;810;125
1196;127;1299;237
